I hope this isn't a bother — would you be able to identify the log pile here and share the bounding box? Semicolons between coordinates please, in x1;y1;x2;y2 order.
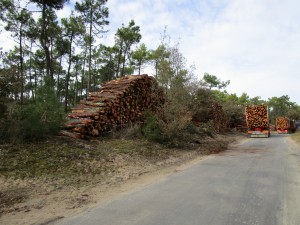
276;117;296;133
191;102;228;133
209;103;228;133
276;117;289;130
245;105;269;129
60;74;164;139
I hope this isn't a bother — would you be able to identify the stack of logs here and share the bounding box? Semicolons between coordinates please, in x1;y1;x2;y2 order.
276;117;289;129
208;103;228;133
60;74;164;139
245;105;269;129
191;102;228;133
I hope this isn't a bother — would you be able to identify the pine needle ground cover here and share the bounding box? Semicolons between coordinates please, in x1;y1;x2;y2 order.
0;134;237;216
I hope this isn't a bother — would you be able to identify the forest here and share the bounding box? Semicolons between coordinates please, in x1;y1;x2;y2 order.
0;0;300;144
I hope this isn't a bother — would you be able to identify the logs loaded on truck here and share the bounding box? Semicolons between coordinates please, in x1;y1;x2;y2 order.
275;117;296;134
245;105;270;138
60;74;164;139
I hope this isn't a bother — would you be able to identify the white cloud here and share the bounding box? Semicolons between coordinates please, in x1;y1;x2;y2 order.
56;5;72;19
70;0;300;104
162;0;300;103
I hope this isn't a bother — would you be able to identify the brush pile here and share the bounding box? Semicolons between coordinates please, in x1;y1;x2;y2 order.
60;75;164;139
191;102;228;133
209;103;228;133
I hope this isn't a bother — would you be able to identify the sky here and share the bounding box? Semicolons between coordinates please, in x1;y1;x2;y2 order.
105;0;300;104
2;0;300;104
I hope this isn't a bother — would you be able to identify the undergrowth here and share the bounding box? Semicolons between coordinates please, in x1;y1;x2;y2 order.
0;127;238;215
290;131;300;143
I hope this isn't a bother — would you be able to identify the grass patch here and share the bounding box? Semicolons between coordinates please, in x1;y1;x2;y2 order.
0;132;238;215
0;133;238;182
290;131;300;143
0;141;103;180
0;137;172;181
0;187;28;215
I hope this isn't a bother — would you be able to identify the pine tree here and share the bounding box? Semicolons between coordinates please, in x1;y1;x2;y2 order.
75;0;109;93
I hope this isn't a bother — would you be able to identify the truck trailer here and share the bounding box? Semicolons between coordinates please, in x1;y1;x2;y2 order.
276;117;296;134
245;105;270;138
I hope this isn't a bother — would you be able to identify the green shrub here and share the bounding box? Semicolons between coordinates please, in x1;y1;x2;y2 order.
0;81;65;143
0;101;65;143
186;123;200;134
141;112;164;143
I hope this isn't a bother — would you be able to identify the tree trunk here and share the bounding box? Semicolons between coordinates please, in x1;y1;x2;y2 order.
65;34;73;112
121;47;128;77
74;63;79;106
138;59;141;75
87;3;93;95
29;41;34;99
41;2;54;82
81;45;88;100
57;55;63;102
19;26;24;105
34;70;37;100
116;40;123;78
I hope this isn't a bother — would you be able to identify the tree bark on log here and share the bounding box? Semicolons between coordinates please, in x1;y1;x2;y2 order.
245;105;269;129
60;74;164;139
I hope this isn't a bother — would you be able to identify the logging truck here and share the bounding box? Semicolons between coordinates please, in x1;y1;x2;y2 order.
245;105;270;138
275;117;296;134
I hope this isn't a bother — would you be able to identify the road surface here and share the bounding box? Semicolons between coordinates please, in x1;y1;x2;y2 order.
52;134;300;225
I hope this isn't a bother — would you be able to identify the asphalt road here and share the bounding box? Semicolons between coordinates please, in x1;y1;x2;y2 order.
52;134;300;225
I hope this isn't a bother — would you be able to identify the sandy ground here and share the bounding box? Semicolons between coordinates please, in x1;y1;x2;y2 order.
0;135;244;225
